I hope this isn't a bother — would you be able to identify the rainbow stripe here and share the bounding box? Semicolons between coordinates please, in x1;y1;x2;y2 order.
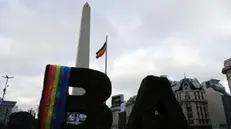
39;65;71;129
96;42;107;59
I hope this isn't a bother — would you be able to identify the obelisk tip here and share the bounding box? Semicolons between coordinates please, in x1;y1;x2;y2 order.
84;2;90;7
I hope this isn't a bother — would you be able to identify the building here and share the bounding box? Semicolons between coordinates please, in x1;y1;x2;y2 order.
110;94;124;129
202;79;228;129
0;100;17;124
28;109;36;117
11;106;18;113
221;94;231;129
222;58;231;93
125;95;136;123
172;78;212;129
118;102;126;129
121;77;231;129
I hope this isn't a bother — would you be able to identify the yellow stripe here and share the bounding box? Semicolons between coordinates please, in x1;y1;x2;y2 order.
46;65;61;129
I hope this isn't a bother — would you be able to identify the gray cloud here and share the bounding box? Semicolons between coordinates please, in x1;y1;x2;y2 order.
0;0;231;110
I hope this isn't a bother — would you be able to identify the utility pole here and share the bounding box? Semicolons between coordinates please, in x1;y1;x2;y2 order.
2;75;14;101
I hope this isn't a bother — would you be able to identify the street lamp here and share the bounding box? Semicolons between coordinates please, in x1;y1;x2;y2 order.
1;75;14;125
2;75;14;101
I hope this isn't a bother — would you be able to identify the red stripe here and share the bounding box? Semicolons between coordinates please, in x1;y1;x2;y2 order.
41;65;56;129
40;66;52;128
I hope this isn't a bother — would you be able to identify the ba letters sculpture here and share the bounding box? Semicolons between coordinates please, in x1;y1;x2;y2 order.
38;64;188;129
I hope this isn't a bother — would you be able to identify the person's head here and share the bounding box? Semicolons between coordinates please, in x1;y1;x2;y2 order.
8;111;37;129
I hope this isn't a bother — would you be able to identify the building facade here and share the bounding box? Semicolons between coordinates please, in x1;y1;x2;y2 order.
0;100;17;124
118;77;230;129
110;94;124;129
222;58;231;93
172;78;212;129
125;95;136;123
221;94;231;129
202;79;228;129
11;106;18;113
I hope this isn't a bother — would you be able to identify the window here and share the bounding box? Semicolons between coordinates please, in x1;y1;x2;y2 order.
203;107;206;112
188;120;194;124
186;107;192;112
187;113;193;118
201;114;204;118
194;92;197;99
206;119;209;124
205;113;207;118
185;91;189;95
190;120;194;124
184;82;190;90
203;102;206;106
186;102;191;106
185;92;190;100
200;107;202;112
201;113;204;119
197;106;200;112
202;120;205;124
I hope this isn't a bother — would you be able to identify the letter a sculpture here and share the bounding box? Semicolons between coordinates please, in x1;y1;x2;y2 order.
127;76;189;129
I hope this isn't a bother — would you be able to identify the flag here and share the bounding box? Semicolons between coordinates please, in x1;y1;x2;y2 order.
96;42;107;59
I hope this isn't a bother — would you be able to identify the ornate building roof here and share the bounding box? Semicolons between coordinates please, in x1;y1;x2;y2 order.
172;78;203;92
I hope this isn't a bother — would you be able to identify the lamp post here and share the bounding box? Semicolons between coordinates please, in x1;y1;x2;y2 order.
1;75;14;125
2;75;14;101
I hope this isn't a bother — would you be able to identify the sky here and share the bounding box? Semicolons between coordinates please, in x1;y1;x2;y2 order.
0;0;231;110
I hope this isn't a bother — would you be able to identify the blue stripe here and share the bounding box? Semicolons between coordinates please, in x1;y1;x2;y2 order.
96;42;107;55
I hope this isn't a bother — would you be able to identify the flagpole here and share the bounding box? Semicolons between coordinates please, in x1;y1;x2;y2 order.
104;35;108;104
105;35;108;75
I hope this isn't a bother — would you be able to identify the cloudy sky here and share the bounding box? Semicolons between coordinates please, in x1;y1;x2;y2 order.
0;0;231;110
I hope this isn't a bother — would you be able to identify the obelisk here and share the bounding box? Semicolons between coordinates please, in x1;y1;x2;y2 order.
72;2;91;95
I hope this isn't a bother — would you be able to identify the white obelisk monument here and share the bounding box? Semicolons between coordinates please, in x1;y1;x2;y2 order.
72;2;91;95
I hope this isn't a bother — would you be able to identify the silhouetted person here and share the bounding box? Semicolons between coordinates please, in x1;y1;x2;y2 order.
8;111;37;129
